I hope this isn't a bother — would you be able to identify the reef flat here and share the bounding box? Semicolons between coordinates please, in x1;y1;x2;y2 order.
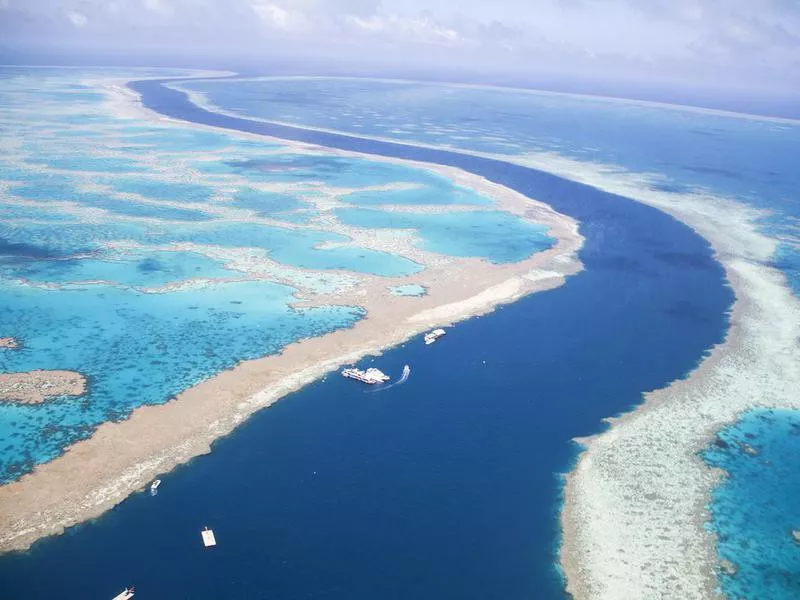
0;371;87;404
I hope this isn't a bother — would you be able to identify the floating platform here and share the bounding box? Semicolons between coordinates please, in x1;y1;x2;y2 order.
424;328;446;345
201;527;217;547
111;588;134;600
341;367;390;384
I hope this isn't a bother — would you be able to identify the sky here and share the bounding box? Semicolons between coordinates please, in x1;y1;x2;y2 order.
1;0;799;96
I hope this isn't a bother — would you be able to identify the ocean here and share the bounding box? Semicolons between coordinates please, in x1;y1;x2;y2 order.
0;71;735;599
172;75;800;599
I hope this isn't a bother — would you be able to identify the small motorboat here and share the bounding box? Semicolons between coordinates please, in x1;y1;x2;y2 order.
111;587;134;600
201;526;217;547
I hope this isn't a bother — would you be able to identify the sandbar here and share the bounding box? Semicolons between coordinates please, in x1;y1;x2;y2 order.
0;78;584;553
0;370;87;404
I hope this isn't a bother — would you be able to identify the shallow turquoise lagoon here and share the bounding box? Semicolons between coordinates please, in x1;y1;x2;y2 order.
214;154;463;189
703;409;800;599
137;222;422;276
119;127;246;152
232;187;308;216
341;182;492;207
390;283;426;296
25;156;148;173
1;250;233;288
9;180;213;222
113;179;214;204
0;278;364;482
336;208;554;263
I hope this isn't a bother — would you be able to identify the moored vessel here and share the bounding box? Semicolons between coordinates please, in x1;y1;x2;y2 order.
201;526;217;547
424;328;446;345
341;367;390;384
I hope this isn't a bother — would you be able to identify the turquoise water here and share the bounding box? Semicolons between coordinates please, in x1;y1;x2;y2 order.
342;183;492;207
336;208;553;263
112;179;214;204
0;277;363;480
390;283;426;296
703;409;800;598
0;250;233;288
232;187;307;216
0;67;556;484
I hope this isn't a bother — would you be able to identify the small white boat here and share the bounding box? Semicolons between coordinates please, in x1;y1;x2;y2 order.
149;479;161;496
424;328;446;345
201;526;217;547
111;587;134;600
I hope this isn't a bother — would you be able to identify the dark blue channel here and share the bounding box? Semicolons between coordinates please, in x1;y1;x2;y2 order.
0;78;734;600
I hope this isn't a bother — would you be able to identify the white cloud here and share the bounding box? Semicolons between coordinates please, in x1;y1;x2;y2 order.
1;0;798;94
65;8;87;27
142;0;173;18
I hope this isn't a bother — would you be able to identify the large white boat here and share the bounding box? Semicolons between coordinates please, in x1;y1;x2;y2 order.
111;588;134;600
424;328;446;345
341;367;390;384
149;479;161;496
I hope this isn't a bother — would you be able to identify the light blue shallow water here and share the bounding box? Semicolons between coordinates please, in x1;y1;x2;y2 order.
703;409;800;598
390;283;426;296
0;250;234;288
336;208;553;263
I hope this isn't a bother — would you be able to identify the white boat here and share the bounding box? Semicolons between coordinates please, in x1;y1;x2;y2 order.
111;588;134;600
201;526;217;547
149;479;161;496
424;328;446;345
341;367;390;384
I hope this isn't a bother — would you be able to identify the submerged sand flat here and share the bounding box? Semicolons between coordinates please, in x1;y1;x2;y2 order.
0;76;583;553
0;371;87;404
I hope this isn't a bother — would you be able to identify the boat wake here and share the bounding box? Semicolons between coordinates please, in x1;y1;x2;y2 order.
365;365;411;393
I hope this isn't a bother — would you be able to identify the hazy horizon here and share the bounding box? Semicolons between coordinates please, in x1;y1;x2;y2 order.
2;0;799;117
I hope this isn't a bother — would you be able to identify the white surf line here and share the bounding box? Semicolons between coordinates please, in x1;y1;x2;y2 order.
171;85;800;599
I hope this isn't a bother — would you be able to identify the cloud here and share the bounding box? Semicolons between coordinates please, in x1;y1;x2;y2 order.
66;10;86;26
1;0;798;94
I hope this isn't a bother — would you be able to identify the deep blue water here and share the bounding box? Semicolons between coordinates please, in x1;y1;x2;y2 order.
0;79;733;599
